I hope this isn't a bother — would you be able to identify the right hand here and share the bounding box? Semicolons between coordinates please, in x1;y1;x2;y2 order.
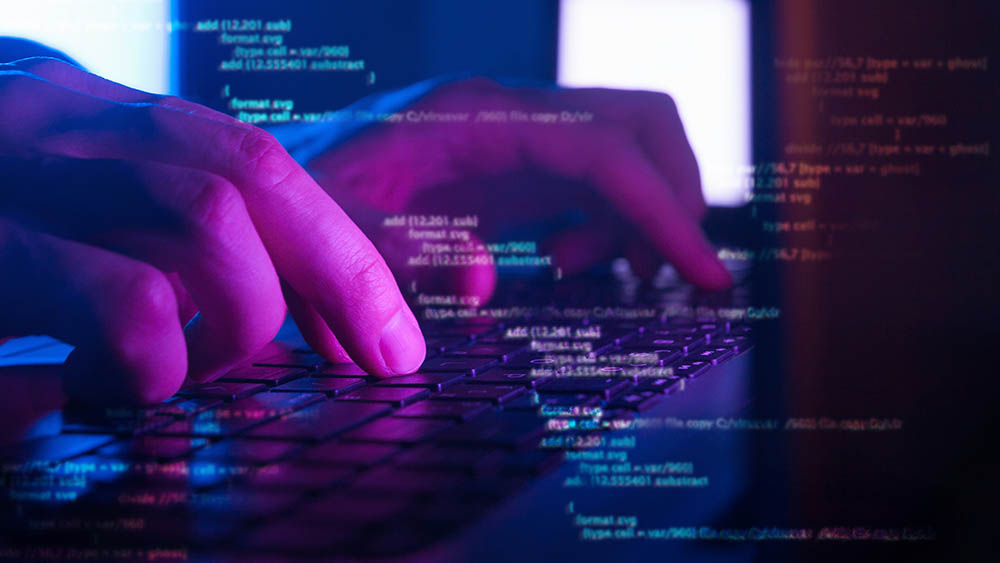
0;57;425;405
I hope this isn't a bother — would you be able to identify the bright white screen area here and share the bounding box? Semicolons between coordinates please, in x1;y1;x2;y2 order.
559;0;751;206
0;0;171;94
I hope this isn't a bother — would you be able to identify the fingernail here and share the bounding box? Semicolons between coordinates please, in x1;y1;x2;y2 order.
379;307;425;375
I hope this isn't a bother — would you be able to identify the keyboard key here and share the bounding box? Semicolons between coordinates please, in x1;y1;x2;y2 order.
245;462;354;491
444;343;527;361
536;377;632;398
425;336;473;353
342;417;454;444
606;390;668;412
418;356;497;375
193;489;302;517
468;367;551;387
631;332;704;353
0;433;115;462
152;392;323;438
620;346;684;364
692;346;736;365
227;391;326;414
250;346;325;370
434;412;547;449
337;386;429;407
271;377;366;396
393;400;491;421
218;365;307;386
247;402;391;442
194;439;302;464
502;354;560;371
298;441;400;467
94;436;209;461
314;363;369;377
503;392;602;411
373;372;465;391
432;383;525;405
61;406;174;436
155;396;224;418
428;323;497;338
176;381;267;401
633;377;682;394
717;335;752;353
671;360;712;378
153;416;258;439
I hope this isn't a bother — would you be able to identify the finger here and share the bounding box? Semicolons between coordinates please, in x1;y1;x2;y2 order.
1;157;286;381
522;126;730;289
282;280;352;364
0;71;424;376
10;56;252;130
564;88;707;219
443;231;498;306
370;222;498;308
0;220;187;404
590;142;730;289
631;92;707;219
126;164;287;381
545;222;621;277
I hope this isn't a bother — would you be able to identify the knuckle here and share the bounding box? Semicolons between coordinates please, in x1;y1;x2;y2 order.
649;90;678;109
184;175;246;240
119;266;177;329
12;56;71;75
237;128;295;188
635;90;679;118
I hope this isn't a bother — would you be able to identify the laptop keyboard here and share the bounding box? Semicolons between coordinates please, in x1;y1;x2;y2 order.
0;283;753;558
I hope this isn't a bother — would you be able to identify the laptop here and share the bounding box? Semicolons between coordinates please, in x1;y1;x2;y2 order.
1;0;995;561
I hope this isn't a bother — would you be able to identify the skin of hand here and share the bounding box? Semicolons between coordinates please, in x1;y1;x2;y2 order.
0;57;426;405
304;77;732;350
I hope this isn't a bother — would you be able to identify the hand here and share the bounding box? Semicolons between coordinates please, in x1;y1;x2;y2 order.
308;78;731;309
0;57;425;405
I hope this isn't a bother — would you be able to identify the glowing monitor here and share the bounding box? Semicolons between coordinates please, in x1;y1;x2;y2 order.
0;0;172;94
559;0;752;206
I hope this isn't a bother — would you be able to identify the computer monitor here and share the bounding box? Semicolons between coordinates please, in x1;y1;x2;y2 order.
558;0;752;207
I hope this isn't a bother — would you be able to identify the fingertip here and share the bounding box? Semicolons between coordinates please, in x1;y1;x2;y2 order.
695;252;734;291
377;306;425;377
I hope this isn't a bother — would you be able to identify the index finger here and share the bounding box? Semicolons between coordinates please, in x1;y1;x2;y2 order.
0;71;426;376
